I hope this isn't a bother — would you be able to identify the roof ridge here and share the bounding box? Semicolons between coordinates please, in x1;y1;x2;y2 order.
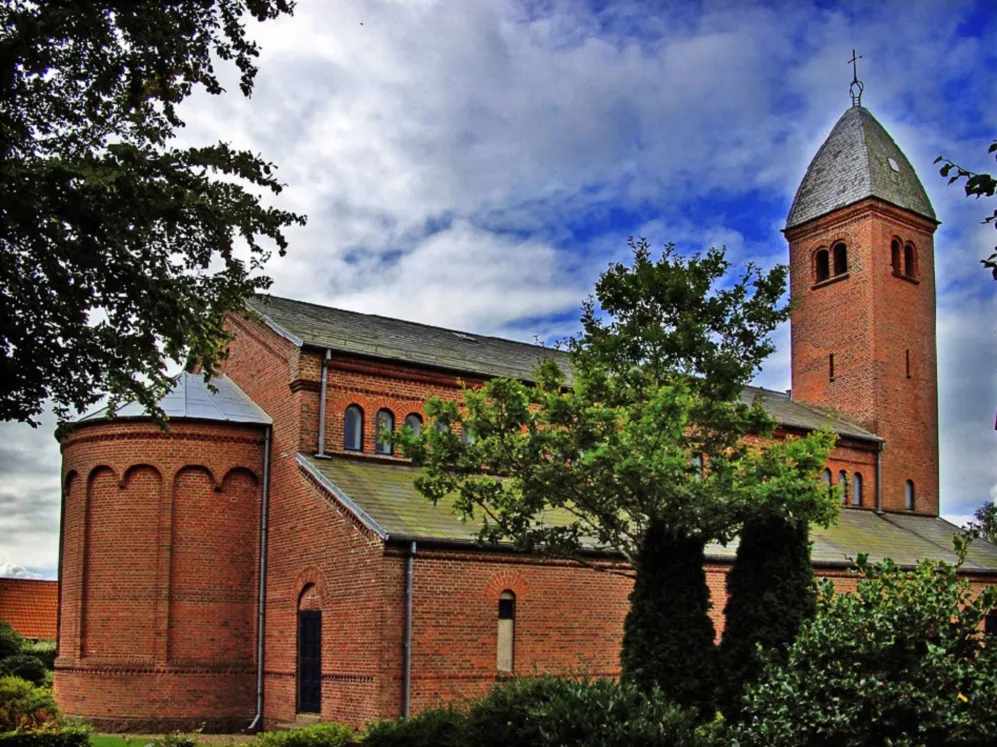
257;295;570;355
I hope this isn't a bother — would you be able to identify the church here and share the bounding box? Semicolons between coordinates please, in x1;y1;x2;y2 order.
52;97;997;732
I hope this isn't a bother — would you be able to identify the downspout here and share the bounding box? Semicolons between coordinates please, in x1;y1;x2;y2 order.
316;349;331;457
403;541;417;718
249;425;273;731
875;440;884;514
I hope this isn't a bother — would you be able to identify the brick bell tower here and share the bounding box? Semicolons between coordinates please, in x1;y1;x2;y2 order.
784;83;940;516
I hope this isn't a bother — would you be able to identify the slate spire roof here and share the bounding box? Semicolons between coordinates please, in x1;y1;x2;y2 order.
786;106;936;230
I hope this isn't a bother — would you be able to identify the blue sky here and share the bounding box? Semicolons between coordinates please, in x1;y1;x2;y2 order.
2;0;996;578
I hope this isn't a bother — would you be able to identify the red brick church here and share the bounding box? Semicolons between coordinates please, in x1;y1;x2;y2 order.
53;100;997;732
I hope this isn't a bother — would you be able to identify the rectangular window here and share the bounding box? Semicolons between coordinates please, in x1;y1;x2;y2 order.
906;349;911;379
829;353;835;382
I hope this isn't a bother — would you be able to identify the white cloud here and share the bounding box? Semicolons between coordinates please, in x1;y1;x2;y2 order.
0;563;44;580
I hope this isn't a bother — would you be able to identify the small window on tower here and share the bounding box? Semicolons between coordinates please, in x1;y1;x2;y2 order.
905;480;915;511
832;242;848;276
904;243;916;277
829;353;835;382
906;349;911;379
404;413;423;437
822;468;832;486
891;239;902;273
497;591;515;673
852;473;863;507
838;470;848;505
986;612;997;638
375;409;394;455
815;249;830;283
344;405;364;451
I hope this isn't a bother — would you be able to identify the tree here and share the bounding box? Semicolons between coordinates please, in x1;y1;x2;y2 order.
396;239;837;715
972;500;997;541
732;536;997;747
1;1;306;426
935;143;997;279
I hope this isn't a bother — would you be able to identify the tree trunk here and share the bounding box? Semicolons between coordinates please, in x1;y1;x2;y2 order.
620;519;717;717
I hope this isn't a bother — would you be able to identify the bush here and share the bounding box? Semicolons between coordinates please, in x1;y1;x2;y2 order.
256;722;353;747
362;706;465;747
0;677;59;732
0;723;91;747
0;625;22;662
732;538;997;747
0;658;46;687
152;731;199;747
17;644;54;673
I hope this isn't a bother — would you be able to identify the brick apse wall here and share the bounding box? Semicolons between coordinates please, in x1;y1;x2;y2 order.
55;420;266;732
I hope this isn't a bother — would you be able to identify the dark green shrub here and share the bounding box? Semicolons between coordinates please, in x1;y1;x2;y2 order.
17;644;55;673
718;516;816;718
0;657;46;687
732;541;997;747
620;523;717;717
0;676;59;732
362;705;465;747
256;722;353;747
0;624;22;662
0;723;91;747
461;676;572;747
152;731;199;747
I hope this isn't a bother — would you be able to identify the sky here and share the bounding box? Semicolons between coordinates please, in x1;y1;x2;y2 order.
2;0;996;578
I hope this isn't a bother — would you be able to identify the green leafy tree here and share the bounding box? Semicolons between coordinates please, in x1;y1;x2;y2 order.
732;535;997;747
396;239;836;715
935;144;997;279
1;1;306;426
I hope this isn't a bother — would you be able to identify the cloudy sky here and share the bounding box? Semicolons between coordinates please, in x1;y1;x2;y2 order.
2;0;996;578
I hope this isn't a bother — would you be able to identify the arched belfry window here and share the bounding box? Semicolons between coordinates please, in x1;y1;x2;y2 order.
497;591;515;673
404;413;423;437
375;409;394;455
904;243;916;277
891;239;902;273
905;480;915;511
838;470;848;505
822;468;832;488
815;249;830;283
852;473;863;507
832;242;848;276
344;405;363;451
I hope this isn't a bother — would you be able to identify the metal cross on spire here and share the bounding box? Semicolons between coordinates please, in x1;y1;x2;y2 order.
849;49;864;107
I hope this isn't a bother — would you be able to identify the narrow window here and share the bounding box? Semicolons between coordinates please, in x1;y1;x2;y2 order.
404;413;423;437
838;470;848;505
822;468;832;486
891;239;902;273
829;353;835;382
497;591;515;673
375;409;394;455
906;349;911;379
461;426;477;444
434;420;450;433
904;244;916;277
852;473;863;507
344;405;364;451
905;480;915;511
986;612;997;637
815;249;830;283
832;242;848;275
691;454;704;483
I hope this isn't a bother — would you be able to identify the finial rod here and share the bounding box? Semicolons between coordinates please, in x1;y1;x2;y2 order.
849;49;864;107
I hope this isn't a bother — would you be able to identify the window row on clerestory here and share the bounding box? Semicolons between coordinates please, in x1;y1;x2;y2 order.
813;238;918;285
822;468;916;511
342;404;474;455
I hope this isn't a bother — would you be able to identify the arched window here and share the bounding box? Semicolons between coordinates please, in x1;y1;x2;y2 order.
404;413;423;437
832;242;848;276
461;425;476;445
434;420;449;433
852;472;863;507
891;239;902;273
344;405;363;451
985;611;997;638
497;591;515;673
904;243;916;277
905;480;915;511
691;455;704;483
822;468;832;487
375;409;394;455
815;249;830;283
838;470;848;505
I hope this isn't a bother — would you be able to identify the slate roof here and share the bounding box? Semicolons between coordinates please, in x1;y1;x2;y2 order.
300;454;997;572
0;578;58;640
249;295;879;443
786;105;936;230
78;372;271;425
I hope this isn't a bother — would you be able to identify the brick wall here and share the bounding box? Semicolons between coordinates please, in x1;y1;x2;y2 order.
786;198;939;516
55;420;266;732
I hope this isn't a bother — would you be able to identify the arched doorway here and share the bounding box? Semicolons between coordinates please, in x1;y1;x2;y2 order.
297;584;322;714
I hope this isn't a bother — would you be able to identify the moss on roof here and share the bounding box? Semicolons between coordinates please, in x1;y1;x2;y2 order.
301;454;997;572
